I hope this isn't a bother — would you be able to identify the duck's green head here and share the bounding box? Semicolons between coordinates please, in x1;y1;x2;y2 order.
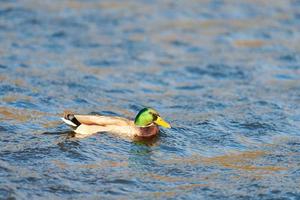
134;108;171;128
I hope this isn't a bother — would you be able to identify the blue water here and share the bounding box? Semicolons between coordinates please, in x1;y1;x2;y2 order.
1;0;300;199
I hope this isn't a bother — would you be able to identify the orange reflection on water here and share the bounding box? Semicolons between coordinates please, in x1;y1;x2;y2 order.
160;150;287;172
234;40;266;48
2;94;32;103
52;159;128;170
0;106;50;122
203;151;286;171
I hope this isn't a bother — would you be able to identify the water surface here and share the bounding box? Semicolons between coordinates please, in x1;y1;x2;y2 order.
0;0;300;199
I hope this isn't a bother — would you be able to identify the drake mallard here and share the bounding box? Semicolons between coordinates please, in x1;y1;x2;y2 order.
61;108;171;139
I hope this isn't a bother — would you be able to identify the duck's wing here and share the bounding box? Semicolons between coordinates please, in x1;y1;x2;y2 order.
72;114;131;126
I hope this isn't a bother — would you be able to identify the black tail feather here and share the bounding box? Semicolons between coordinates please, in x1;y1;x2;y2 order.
65;114;81;126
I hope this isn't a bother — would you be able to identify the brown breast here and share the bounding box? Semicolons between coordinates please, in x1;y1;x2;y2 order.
134;125;159;140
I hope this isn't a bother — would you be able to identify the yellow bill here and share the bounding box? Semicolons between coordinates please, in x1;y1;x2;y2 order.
155;116;171;128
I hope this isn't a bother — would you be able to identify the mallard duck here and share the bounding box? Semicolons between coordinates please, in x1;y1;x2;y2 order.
61;108;171;139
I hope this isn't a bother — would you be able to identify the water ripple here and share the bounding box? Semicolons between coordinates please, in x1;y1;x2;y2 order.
0;0;300;199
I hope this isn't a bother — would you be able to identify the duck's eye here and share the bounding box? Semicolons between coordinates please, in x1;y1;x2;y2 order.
151;113;158;121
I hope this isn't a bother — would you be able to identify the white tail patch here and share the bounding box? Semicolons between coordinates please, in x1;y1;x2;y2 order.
61;117;77;127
